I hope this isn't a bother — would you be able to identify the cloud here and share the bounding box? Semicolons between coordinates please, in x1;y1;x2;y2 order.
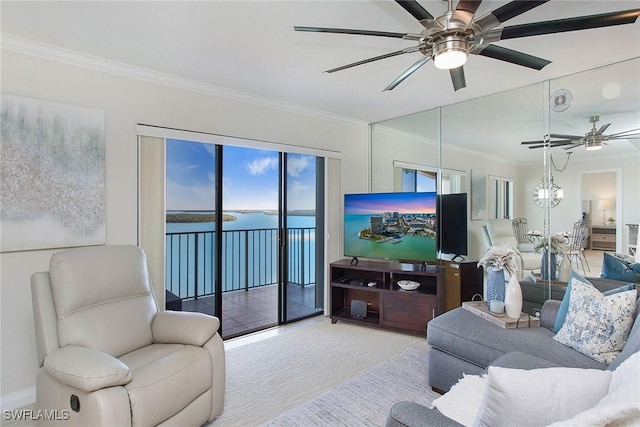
287;156;311;177
248;156;278;175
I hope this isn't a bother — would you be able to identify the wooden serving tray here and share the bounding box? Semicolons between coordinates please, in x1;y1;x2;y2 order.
462;301;540;329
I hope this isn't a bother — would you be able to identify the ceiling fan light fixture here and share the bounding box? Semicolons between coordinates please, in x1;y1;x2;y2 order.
433;36;468;69
585;141;603;151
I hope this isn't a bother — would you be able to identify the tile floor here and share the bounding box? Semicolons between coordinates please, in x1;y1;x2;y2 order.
181;283;322;338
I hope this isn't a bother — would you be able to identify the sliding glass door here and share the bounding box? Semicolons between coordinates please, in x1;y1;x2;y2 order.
221;145;280;336
282;154;324;322
163;138;324;338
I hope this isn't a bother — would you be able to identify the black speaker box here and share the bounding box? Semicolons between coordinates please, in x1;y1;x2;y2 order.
350;299;367;319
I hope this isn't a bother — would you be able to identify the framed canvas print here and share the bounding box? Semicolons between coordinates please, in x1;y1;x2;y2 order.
471;169;487;221
0;95;106;252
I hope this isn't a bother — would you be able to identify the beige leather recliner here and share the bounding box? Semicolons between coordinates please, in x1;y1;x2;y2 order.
31;245;225;426
482;218;541;279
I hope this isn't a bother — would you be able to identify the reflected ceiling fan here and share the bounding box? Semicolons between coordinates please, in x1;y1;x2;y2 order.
521;116;640;151
294;0;640;91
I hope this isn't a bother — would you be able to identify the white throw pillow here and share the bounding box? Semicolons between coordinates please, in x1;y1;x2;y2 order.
432;374;485;427
553;281;637;364
547;351;640;427
473;366;611;427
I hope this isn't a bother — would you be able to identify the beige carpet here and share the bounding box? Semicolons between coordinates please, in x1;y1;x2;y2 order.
212;318;428;427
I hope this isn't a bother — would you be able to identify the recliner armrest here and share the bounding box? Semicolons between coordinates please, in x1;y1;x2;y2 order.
44;345;132;392
152;311;219;346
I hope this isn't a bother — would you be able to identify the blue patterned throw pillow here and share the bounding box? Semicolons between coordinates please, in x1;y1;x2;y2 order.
552;271;636;333
553;281;637;364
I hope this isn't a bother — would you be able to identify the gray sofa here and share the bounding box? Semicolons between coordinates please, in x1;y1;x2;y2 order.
386;277;640;426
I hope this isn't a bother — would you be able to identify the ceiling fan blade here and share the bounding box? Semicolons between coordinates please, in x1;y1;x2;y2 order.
608;128;640;138
325;47;419;73
449;66;466;91
564;143;583;150
549;133;581;140
294;26;406;39
598;123;612;134
451;1;483;26
521;139;573;146
498;9;640;40
384;55;430;91
527;144;549;149
395;0;434;22
476;1;549;32
474;44;550;70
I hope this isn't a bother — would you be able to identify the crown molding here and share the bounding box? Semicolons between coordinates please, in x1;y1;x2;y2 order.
1;33;367;129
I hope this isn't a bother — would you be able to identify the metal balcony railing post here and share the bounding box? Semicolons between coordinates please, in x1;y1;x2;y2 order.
244;231;249;292
194;233;199;300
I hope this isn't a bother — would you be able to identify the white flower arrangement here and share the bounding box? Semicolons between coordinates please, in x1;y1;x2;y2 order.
477;245;518;278
534;234;567;256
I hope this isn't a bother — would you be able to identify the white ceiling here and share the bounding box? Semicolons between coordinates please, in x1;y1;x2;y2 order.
2;1;640;162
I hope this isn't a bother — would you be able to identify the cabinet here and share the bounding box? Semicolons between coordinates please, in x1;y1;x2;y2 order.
329;259;443;334
441;260;484;312
591;225;616;250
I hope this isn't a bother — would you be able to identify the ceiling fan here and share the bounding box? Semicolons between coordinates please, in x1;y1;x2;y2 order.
521;116;640;151
294;0;640;91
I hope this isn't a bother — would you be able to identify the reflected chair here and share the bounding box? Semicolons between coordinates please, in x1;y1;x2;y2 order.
482;218;541;279
31;245;225;426
512;218;535;253
566;221;591;275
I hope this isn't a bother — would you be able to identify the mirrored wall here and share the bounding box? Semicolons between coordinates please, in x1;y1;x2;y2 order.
371;57;640;303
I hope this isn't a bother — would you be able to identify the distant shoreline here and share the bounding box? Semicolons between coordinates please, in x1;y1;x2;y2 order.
166;210;315;223
166;213;236;223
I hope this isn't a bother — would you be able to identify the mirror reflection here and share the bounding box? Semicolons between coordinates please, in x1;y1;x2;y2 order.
371;57;640;309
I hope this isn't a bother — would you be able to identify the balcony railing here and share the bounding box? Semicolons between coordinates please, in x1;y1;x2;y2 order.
166;227;315;300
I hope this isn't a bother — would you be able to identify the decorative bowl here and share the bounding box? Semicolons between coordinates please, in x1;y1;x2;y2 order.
397;280;420;291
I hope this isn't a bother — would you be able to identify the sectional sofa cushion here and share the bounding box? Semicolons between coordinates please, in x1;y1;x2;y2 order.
427;308;606;371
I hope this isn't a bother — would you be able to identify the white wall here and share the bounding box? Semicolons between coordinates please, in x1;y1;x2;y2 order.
0;49;369;406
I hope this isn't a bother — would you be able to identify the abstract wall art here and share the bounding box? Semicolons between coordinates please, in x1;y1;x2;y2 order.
471;168;487;221
1;95;106;252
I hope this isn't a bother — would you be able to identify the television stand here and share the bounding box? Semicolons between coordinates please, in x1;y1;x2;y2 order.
329;259;444;334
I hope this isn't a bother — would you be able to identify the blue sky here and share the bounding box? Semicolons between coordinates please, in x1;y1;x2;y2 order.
166;139;316;211
344;192;436;215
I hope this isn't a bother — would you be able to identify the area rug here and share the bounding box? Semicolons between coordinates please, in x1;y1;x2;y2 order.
212;318;429;426
262;346;439;426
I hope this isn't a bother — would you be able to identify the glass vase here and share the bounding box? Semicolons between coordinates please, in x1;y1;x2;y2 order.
486;266;506;311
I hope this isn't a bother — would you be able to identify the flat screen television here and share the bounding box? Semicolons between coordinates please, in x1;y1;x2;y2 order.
437;193;468;259
343;192;437;263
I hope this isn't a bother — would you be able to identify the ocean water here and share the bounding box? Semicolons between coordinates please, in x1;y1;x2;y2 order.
344;213;436;262
166;212;316;298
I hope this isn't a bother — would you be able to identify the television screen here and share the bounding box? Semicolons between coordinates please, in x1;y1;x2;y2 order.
438;193;468;257
344;192;437;263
